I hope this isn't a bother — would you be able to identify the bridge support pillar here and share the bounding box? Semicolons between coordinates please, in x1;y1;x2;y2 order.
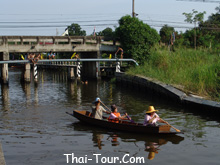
81;52;100;79
1;85;9;111
33;64;38;83
76;62;81;79
68;67;75;81
116;61;121;73
23;63;31;83
0;52;9;84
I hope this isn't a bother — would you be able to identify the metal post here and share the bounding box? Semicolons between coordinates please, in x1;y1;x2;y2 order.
96;51;101;79
33;64;38;82
116;61;120;72
96;62;99;78
132;0;135;18
77;62;81;78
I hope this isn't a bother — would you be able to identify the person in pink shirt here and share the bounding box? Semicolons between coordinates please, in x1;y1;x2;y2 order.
143;106;166;126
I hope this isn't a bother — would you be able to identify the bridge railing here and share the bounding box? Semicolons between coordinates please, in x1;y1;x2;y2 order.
37;61;77;66
0;59;139;66
0;59;138;84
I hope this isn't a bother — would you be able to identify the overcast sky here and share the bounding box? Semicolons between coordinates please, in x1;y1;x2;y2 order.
0;0;218;36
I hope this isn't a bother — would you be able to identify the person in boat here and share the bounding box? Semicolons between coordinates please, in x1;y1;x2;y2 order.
143;106;166;126
92;97;110;120
108;104;129;122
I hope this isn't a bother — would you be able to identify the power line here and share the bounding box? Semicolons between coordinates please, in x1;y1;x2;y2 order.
177;0;220;3
0;17;219;31
0;20;118;24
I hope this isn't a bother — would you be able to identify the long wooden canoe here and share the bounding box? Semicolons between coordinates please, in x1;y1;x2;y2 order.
67;110;182;134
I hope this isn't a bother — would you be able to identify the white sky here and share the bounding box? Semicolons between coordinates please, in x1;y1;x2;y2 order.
0;0;218;35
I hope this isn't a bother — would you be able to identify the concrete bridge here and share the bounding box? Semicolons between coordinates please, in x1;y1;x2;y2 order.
0;59;138;84
0;36;120;83
0;36;118;53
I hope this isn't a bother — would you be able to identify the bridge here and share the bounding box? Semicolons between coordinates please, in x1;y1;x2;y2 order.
0;36;118;53
0;58;138;85
0;36;122;84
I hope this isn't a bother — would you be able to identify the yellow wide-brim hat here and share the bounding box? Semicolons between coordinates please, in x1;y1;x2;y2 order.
145;106;158;114
148;152;155;160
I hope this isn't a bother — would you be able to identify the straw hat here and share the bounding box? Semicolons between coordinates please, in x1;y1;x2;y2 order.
145;106;158;114
148;151;158;160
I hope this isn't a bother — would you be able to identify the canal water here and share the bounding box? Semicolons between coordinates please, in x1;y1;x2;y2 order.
0;68;220;165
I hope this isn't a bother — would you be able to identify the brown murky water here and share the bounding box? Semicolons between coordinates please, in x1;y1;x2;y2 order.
0;68;220;165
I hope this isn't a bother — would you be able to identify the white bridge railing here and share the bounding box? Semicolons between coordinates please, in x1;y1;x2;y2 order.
0;59;139;66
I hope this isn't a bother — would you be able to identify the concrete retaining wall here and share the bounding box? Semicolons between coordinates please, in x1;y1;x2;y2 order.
115;72;220;114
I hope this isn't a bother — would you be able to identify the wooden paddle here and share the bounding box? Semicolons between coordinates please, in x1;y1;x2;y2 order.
160;118;181;133
100;101;112;113
124;113;135;123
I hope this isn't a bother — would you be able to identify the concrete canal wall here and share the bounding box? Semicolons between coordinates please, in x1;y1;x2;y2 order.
115;72;220;114
0;143;6;165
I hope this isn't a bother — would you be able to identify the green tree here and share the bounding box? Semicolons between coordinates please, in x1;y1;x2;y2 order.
115;15;160;64
159;25;175;45
183;29;195;47
66;23;86;36
215;4;220;14
97;27;115;40
183;9;206;49
199;10;220;49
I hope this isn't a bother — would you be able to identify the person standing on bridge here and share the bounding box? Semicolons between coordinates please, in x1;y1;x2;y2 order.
115;47;124;59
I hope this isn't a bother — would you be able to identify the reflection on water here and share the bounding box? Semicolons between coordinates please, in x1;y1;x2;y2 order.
145;141;160;160
73;122;184;161
0;68;220;165
92;132;104;150
1;85;10;111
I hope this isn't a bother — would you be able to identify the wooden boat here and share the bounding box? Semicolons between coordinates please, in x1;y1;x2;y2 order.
67;110;182;135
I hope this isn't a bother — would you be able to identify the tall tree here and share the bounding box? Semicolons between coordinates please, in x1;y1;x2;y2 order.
97;27;115;40
159;25;175;45
199;12;220;48
66;23;86;36
183;9;206;49
115;15;160;64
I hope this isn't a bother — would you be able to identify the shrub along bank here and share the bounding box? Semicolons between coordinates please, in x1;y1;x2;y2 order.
127;47;220;101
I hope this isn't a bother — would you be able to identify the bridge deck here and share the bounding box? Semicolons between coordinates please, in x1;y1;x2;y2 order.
0;36;119;53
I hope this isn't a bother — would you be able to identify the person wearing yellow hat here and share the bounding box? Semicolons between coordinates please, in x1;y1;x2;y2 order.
143;106;166;126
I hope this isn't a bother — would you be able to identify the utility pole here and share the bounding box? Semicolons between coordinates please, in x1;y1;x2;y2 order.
132;0;135;17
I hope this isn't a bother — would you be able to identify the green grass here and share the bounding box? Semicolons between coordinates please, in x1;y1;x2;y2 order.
127;46;220;101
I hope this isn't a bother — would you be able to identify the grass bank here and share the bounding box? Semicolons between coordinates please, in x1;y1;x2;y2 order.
127;47;220;101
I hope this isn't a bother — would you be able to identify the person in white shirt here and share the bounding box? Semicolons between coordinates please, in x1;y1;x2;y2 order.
143;106;166;126
92;97;110;120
